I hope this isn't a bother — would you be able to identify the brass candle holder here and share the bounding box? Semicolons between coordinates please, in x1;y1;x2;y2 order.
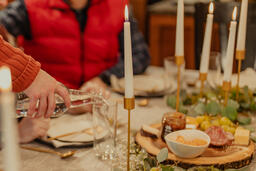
124;97;135;171
175;56;184;111
235;50;245;101
222;81;231;106
199;73;207;97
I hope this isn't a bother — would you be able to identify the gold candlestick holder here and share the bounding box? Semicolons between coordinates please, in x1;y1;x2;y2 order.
199;73;207;97
222;81;231;106
175;56;184;111
124;97;135;171
235;50;245;101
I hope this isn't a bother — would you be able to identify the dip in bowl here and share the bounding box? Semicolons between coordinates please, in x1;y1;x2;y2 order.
165;129;210;158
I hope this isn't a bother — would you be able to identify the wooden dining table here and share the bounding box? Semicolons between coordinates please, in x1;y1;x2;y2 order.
0;93;171;171
0;67;255;171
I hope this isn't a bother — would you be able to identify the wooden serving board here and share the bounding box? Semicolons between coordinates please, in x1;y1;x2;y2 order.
135;124;255;169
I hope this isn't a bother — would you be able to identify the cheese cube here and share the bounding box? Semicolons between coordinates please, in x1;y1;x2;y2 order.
186;116;199;128
234;127;250;146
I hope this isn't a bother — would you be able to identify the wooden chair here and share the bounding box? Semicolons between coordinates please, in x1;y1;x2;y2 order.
130;0;148;36
148;1;195;69
194;2;256;70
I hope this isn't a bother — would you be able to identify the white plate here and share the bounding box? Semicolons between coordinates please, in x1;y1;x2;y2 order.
47;114;108;143
207;68;256;90
111;74;177;97
171;0;209;5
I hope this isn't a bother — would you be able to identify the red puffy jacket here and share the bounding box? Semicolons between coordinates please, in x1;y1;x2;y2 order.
22;0;124;89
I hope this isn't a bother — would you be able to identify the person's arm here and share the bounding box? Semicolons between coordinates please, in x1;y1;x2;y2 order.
0;0;7;8
0;36;71;118
0;36;39;92
0;0;30;38
99;16;151;84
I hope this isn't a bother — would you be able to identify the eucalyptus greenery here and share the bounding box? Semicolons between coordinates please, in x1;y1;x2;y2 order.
166;86;256;125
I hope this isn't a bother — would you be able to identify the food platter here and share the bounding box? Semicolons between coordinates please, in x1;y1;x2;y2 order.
135;124;255;170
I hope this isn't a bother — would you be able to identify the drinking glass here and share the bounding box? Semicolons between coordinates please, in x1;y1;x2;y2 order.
209;51;221;71
93;99;118;160
208;51;222;86
164;56;185;76
164;56;186;89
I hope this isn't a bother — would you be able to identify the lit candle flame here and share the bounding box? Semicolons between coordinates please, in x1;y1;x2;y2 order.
232;6;237;21
0;66;12;92
125;5;129;21
209;2;214;14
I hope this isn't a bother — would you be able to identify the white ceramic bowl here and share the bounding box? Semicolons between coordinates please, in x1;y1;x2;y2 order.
165;129;210;158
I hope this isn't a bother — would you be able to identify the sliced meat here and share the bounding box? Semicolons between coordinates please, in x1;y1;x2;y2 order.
224;132;234;146
225;132;234;141
205;126;232;146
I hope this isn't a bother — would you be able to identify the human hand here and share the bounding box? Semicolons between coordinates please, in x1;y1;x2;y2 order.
18;117;50;144
67;77;110;115
0;0;7;8
23;69;71;118
80;77;110;99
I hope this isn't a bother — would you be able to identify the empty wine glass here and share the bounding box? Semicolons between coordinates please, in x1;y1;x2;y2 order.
208;51;222;87
164;56;185;79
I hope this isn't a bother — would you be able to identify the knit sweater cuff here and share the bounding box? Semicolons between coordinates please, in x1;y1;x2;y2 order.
0;36;41;92
12;57;40;92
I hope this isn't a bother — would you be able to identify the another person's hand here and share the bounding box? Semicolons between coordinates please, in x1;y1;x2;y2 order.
67;77;110;115
23;69;71;118
18;117;50;144
80;77;110;99
0;0;7;8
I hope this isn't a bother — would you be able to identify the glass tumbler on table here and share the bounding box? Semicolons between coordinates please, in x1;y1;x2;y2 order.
209;51;221;71
208;51;222;86
164;56;186;89
93;99;118;160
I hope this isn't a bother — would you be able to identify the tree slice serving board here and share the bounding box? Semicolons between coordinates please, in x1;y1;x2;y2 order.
135;124;255;169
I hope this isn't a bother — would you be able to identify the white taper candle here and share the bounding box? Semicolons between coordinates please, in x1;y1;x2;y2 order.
224;7;238;81
200;2;214;73
175;0;184;56
236;0;248;51
0;66;21;171
124;5;134;98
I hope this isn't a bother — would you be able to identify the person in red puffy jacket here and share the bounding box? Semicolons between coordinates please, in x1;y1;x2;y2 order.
0;0;150;97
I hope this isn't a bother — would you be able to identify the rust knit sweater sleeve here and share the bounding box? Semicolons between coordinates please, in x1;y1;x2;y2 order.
0;36;40;92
